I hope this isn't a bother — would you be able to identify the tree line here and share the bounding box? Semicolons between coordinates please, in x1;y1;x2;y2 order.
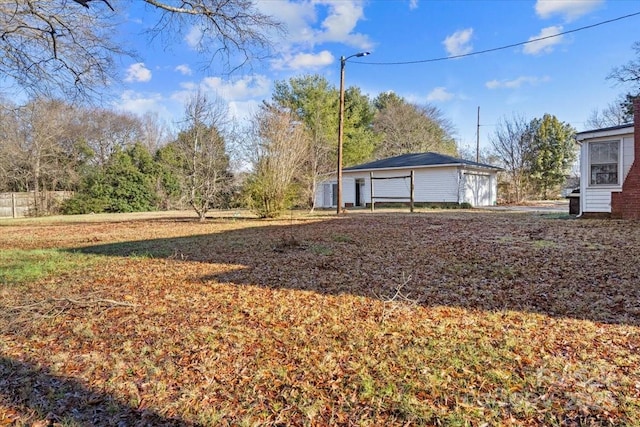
8;54;640;214
3;1;638;214
0;75;460;218
489;114;576;203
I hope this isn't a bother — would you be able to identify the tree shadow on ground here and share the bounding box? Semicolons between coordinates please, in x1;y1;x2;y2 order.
0;356;198;426
73;213;640;326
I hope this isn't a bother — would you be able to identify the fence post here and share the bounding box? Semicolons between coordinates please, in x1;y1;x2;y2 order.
12;193;17;218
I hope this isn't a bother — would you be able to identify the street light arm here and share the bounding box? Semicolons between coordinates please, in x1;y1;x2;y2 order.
342;51;370;64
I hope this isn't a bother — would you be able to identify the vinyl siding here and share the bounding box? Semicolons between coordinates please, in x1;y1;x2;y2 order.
343;167;460;204
316;166;498;208
580;133;634;214
583;188;614;212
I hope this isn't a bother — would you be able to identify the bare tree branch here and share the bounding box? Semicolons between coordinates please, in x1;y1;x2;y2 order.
0;0;283;99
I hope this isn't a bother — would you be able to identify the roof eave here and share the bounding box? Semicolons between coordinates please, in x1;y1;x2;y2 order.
575;125;634;142
344;163;501;173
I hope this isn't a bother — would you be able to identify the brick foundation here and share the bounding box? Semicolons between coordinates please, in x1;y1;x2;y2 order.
610;98;640;219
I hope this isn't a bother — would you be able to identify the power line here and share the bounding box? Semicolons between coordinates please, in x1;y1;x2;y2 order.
353;11;640;66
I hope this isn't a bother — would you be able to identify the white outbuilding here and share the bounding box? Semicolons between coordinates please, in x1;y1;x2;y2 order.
315;152;502;209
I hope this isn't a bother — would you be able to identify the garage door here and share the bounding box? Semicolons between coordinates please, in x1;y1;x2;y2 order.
463;173;491;207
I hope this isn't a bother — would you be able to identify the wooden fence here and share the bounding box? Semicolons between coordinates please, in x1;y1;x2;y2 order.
0;191;74;218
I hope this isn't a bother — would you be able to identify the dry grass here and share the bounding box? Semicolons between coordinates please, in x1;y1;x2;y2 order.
1;210;639;426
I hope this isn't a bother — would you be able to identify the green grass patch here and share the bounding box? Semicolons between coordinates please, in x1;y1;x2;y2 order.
309;244;333;256
0;249;97;285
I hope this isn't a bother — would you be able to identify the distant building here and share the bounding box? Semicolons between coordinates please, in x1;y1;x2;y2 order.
315;152;502;209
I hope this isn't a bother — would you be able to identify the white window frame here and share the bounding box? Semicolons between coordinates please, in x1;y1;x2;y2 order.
588;139;622;187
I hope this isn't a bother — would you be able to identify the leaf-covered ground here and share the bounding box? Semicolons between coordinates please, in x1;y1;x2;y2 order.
1;211;639;426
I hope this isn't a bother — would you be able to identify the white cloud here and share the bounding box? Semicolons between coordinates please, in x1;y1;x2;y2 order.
117;75;273;131
124;63;152;83
535;0;603;21
199;75;272;101
257;0;316;45
271;50;335;71
167;76;272;131
116;90;174;124
443;28;473;57
523;26;563;55
426;87;454;102
315;1;373;49
409;0;419;10
185;25;204;50
485;75;551;89
228;99;262;123
175;64;193;76
260;0;373;51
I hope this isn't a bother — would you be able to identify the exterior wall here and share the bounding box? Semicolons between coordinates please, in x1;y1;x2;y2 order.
623;135;634;178
579;132;634;214
413;168;460;203
315;166;499;208
347;167;460;205
583;188;615;213
314;182;332;208
611;99;640;218
342;177;356;207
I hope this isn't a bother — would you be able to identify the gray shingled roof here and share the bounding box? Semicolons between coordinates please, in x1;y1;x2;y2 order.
344;152;502;171
575;122;633;136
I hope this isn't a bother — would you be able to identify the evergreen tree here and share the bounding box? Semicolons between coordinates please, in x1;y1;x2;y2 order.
62;143;160;214
528;115;576;199
270;74;376;209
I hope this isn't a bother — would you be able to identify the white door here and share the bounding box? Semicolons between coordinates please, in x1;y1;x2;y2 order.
464;173;491;207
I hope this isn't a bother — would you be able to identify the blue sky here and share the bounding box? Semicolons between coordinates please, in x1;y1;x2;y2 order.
115;0;640;155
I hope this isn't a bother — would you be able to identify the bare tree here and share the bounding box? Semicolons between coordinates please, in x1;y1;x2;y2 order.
607;41;640;118
245;104;309;218
373;92;457;159
0;100;22;191
608;41;640;88
0;98;78;213
141;0;282;71
586;95;633;129
0;0;282;98
490;114;535;203
138;111;172;153
0;0;125;99
80;108;145;167
172;90;232;221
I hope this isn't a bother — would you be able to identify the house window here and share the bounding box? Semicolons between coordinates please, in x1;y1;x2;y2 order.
589;140;619;186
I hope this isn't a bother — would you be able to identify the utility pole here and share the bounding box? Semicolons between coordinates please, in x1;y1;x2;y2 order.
336;51;370;215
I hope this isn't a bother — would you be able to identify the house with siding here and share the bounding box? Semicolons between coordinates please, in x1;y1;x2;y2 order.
575;99;640;218
315;152;502;209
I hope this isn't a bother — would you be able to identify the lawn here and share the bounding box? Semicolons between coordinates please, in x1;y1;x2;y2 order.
1;210;639;426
